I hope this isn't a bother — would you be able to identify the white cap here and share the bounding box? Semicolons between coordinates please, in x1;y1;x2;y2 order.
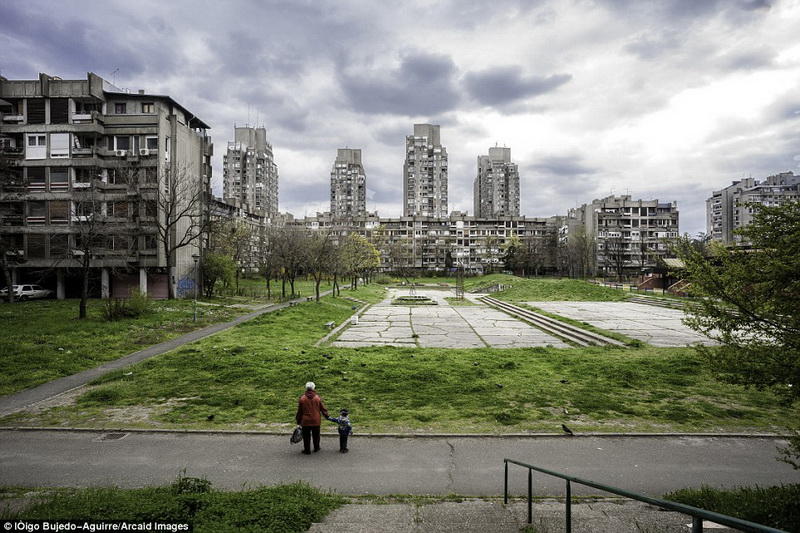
305;381;316;390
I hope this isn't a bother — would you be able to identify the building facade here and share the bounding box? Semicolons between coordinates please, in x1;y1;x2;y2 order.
330;148;366;220
0;72;213;298
403;124;448;218
474;146;520;218
706;172;799;244
222;126;278;216
566;195;679;277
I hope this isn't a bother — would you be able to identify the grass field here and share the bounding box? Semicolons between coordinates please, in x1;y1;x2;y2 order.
0;298;248;396
3;281;793;433
463;274;628;302
0;478;344;533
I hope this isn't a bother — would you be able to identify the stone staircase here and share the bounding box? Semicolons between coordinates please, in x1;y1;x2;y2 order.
309;499;732;532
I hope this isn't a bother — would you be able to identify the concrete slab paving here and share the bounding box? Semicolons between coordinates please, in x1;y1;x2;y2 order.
332;289;567;349
530;301;718;347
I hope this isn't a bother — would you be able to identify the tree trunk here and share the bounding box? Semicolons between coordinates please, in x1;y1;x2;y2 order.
315;276;321;302
281;277;286;299
79;257;90;319
290;277;295;297
165;243;175;300
265;276;271;300
1;263;13;303
332;273;338;297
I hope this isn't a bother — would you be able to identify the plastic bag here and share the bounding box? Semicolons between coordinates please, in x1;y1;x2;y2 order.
290;425;303;444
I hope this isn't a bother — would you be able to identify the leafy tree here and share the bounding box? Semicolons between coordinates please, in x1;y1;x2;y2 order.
674;201;800;466
306;230;334;301
201;252;235;298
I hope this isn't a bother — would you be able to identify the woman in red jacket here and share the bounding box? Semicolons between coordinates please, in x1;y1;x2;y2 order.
295;381;329;454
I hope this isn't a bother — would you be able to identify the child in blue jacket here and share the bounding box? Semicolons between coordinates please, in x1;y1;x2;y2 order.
326;409;353;453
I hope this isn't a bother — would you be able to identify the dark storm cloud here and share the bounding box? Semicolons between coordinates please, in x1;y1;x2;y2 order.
0;2;173;78
463;67;572;107
527;156;598;177
338;52;460;116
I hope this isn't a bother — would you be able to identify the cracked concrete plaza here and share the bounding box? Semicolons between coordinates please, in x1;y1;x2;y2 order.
530;301;718;347
332;289;568;349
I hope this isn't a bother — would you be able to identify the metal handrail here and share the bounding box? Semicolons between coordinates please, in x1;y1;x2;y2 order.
503;458;787;533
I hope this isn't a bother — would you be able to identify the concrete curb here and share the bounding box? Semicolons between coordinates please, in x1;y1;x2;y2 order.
0;427;788;439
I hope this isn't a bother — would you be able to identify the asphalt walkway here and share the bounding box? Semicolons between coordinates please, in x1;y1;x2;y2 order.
0;431;796;496
0;291;331;417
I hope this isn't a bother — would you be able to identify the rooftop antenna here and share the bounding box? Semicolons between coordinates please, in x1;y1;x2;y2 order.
110;68;119;86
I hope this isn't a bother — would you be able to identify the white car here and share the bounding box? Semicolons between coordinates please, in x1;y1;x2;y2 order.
0;284;53;301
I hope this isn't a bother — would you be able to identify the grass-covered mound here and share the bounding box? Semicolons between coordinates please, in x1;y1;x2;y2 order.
3;282;792;434
3;477;344;533
464;274;626;302
664;484;800;532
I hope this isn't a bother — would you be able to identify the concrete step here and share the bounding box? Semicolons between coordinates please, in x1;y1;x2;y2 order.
309;499;738;532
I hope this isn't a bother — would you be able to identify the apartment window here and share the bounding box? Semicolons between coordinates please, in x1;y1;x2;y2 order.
142;167;157;184
26;134;47;160
114;136;131;151
144;200;157;218
146;136;158;150
141;102;154;113
75;101;98;115
111;235;130;251
50;98;69;124
27;234;46;258
49;234;69;258
27;201;47;224
50;133;70;158
114;103;127;114
27;167;46;191
49;201;70;224
27;99;45;124
143;235;158;250
110;200;129;218
50;168;69;190
74;167;97;185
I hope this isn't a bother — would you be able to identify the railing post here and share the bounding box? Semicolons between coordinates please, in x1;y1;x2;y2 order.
692;517;703;533
528;468;533;524
504;460;508;505
566;479;572;533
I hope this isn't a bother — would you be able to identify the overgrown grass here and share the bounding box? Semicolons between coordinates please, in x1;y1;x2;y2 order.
444;297;477;306
464;274;628;302
3;283;793;433
0;299;248;396
0;477;344;533
664;484;800;532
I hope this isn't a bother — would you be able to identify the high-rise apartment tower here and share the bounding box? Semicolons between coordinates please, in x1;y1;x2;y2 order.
222;126;278;216
474;146;520;217
403;124;448;217
330;148;366;219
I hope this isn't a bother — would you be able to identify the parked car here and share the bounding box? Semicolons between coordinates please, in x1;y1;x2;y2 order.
0;284;53;301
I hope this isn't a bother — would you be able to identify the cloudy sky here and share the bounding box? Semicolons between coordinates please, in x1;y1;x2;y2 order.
2;0;799;235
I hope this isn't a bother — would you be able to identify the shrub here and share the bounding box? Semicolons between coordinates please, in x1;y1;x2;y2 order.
128;289;151;316
102;290;151;321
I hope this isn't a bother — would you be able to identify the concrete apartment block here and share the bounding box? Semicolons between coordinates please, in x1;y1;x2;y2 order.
566;195;679;277
0;72;213;298
706;171;799;244
474;146;520;218
290;212;554;274
222;125;278;217
403;124;448;218
330;148;366;220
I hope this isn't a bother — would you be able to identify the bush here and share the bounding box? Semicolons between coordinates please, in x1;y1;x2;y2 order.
664;484;800;532
102;290;151;321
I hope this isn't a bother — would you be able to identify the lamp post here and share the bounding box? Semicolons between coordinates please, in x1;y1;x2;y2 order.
192;254;199;322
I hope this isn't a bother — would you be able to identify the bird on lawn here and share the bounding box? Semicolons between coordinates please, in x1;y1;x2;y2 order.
561;424;574;436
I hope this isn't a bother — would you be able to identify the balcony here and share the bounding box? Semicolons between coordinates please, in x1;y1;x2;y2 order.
1;114;24;125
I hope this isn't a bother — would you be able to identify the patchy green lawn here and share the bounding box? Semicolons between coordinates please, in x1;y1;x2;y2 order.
464;274;628;302
3;282;793;434
0;298;248;396
0;478;344;533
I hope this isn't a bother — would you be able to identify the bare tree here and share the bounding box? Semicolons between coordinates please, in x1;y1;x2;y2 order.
70;181;108;319
602;235;627;282
306;230;334;301
258;225;281;300
154;165;209;299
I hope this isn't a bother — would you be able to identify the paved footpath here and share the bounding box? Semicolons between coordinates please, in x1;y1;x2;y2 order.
1;431;797;496
0;292;330;418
